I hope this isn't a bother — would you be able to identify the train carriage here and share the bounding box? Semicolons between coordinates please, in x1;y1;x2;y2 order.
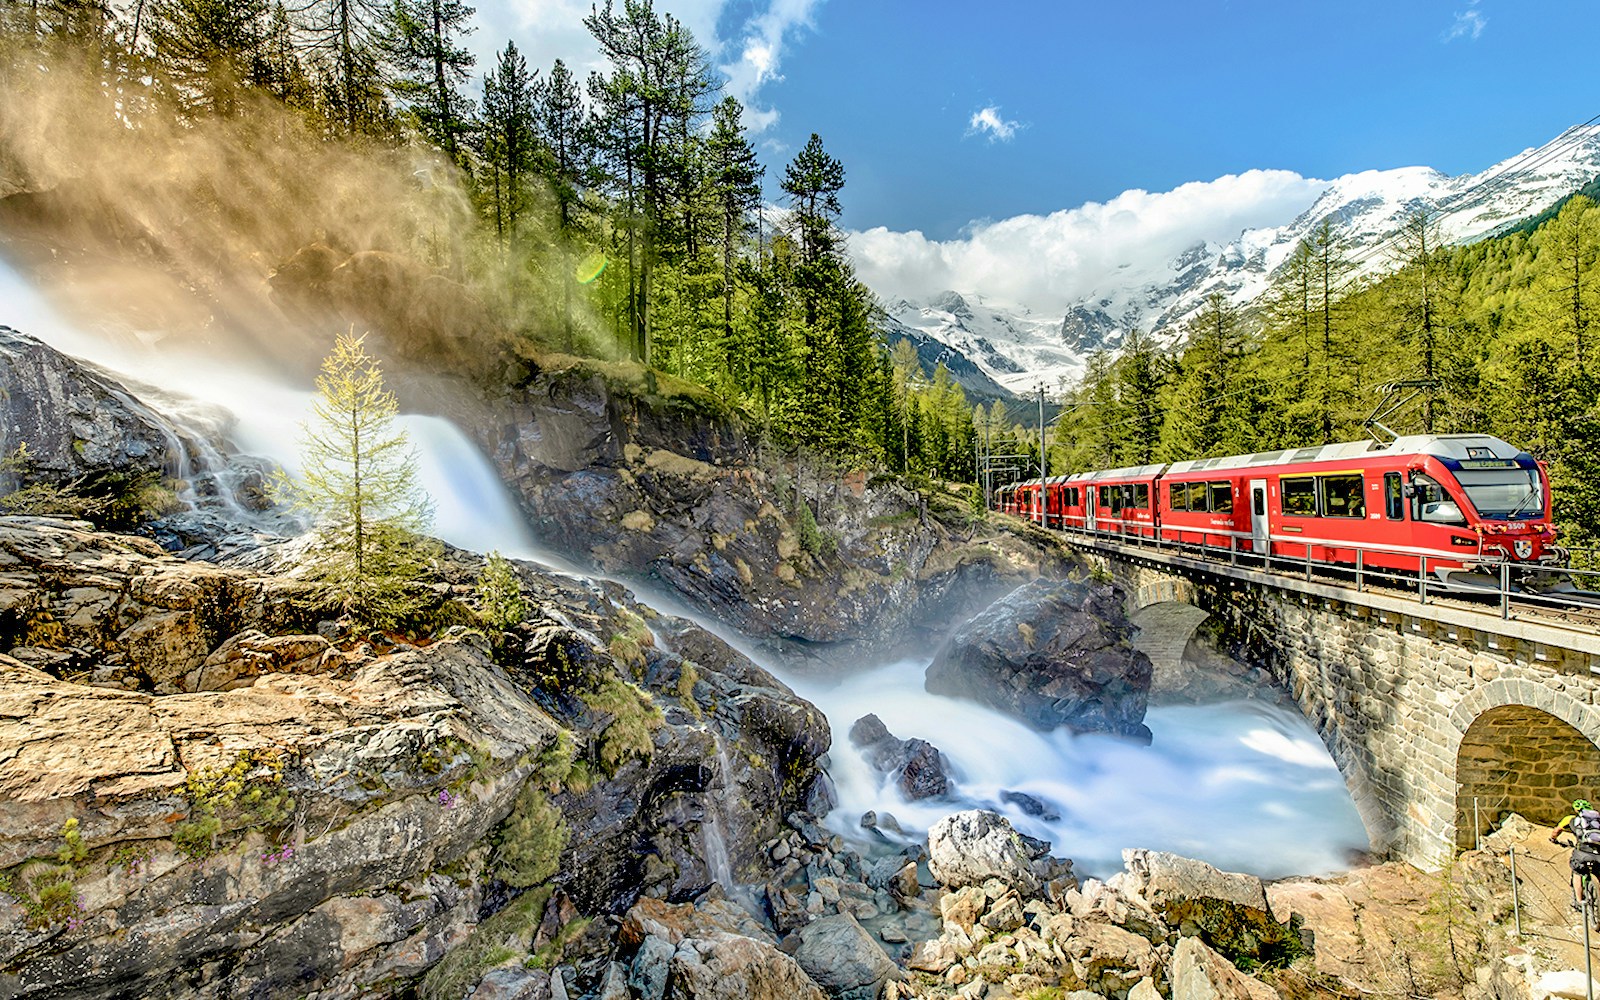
1062;465;1163;538
994;432;1562;587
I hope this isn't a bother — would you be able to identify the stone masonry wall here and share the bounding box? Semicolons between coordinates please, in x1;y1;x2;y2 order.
1088;552;1600;869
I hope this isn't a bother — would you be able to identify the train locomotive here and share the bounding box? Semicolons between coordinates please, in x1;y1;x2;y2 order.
994;434;1565;587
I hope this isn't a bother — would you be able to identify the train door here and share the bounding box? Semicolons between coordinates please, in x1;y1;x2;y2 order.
1086;486;1098;532
1249;478;1269;553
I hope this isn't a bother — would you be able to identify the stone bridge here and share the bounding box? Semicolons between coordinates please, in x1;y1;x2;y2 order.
1073;538;1600;869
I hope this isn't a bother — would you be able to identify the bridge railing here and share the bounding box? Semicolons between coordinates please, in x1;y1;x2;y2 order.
1021;510;1600;635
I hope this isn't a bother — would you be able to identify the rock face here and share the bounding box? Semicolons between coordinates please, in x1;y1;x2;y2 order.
0;328;188;485
0;517;831;1000
927;810;1071;896
847;714;951;801
925;578;1153;737
453;360;1075;665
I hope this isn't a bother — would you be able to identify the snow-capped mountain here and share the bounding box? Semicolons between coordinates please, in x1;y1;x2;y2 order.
878;125;1600;397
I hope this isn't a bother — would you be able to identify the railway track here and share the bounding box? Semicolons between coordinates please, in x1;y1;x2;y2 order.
1053;525;1600;640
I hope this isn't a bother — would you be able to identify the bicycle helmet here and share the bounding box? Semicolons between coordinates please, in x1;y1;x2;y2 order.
1577;799;1592;812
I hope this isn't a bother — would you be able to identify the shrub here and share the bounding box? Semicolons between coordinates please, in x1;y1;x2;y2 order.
476;551;527;630
607;609;653;677
495;783;569;888
173;749;296;859
582;679;663;774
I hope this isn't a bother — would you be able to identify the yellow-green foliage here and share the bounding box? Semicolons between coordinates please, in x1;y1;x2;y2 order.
476;550;527;630
495;783;569;889
676;660;702;718
529;915;592;969
0;818;89;929
1016;622;1036;649
420;885;553;1000
173;749;295;859
607;609;653;676
529;730;591;794
582;679;663;774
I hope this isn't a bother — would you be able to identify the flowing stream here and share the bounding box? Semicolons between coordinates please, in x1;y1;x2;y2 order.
0;258;1371;881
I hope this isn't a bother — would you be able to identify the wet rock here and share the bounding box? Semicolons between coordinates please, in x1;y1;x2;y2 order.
848;714;951;801
471;967;554;1000
928;810;1067;895
1116;850;1299;964
791;913;901;1000
926;578;1152;738
999;790;1061;822
630;934;676;1000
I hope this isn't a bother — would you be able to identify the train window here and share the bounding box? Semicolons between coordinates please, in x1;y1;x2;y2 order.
1169;483;1187;511
1321;474;1365;518
1253;488;1265;516
1064;487;1079;507
1098;485;1112;510
1209;482;1233;514
1384;473;1404;520
1281;477;1317;515
1413;474;1468;526
1186;482;1210;512
1134;484;1150;509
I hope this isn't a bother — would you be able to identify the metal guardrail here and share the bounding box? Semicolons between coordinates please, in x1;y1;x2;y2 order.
1010;509;1600;638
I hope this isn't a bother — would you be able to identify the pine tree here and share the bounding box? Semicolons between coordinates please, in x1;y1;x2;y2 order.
148;0;268;115
380;0;475;162
281;331;435;627
301;0;391;136
1389;206;1448;430
781;132;844;329
705;95;762;379
479;40;534;241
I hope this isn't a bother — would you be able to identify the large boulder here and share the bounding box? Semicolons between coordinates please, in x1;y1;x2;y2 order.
668;933;827;1000
927;809;1070;895
925;578;1152;737
790;913;901;1000
1115;850;1301;966
1170;936;1280;1000
847;714;951;801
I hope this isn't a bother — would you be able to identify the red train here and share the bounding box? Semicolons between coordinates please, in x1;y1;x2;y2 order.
994;434;1565;586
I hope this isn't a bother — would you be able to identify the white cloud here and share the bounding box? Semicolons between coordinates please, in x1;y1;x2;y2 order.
1444;3;1487;42
967;106;1021;143
848;170;1332;317
468;1;820;135
719;0;826;132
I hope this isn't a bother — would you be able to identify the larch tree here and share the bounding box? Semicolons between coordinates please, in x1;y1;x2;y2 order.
147;0;267;115
479;40;535;242
282;330;435;627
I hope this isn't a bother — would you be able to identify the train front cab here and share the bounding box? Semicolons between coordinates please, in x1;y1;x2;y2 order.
1262;435;1559;584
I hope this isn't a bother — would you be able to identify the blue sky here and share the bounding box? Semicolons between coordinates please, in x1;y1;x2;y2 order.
470;1;1594;307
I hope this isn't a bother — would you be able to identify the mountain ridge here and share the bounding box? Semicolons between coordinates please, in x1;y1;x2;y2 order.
876;125;1600;398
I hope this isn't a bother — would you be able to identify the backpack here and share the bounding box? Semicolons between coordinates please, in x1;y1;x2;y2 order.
1575;809;1600;847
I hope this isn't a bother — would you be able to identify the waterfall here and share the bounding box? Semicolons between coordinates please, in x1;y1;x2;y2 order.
0;260;544;559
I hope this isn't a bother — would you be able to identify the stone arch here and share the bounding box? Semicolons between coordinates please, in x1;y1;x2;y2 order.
1451;681;1600;852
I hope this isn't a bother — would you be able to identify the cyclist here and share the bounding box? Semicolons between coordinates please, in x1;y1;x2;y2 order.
1552;798;1600;910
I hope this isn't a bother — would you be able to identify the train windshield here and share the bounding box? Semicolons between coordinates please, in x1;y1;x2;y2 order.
1456;467;1544;520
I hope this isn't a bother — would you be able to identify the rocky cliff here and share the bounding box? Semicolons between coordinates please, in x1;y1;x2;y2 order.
0;518;828;999
443;356;1075;669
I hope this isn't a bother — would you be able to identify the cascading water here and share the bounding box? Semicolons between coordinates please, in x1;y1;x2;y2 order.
0;260;544;560
0;256;1371;883
786;658;1370;879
